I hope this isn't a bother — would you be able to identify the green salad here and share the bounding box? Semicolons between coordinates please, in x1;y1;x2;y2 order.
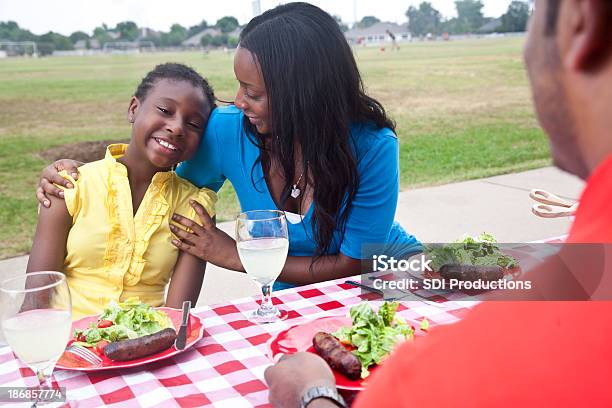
73;298;173;347
425;232;518;272
333;301;414;378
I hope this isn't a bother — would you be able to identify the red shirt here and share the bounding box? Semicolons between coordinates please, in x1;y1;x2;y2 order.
355;157;612;408
567;155;612;243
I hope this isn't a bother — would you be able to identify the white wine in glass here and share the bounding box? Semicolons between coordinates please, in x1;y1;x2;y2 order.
236;210;289;323
0;271;72;406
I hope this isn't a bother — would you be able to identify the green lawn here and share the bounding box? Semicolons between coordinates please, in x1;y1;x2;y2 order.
0;37;550;259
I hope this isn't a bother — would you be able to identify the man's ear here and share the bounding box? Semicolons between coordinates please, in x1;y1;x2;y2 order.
563;0;612;72
127;96;139;123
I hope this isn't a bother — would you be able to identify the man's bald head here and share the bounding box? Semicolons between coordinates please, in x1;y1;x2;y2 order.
525;0;612;179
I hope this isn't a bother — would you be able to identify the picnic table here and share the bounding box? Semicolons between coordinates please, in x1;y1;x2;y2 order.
0;276;475;407
0;236;567;407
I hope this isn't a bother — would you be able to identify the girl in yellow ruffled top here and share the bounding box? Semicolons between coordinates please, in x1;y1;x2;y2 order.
27;63;217;319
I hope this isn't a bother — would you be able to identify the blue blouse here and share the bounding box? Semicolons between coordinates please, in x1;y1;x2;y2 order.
177;106;421;288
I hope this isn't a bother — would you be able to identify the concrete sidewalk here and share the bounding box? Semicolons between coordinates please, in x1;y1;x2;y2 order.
396;166;583;242
0;166;584;308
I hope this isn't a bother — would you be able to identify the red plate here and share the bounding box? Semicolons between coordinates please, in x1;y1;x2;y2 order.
268;315;423;391
56;307;204;371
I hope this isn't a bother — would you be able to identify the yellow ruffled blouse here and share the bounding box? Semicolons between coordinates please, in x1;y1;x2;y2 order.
59;144;217;319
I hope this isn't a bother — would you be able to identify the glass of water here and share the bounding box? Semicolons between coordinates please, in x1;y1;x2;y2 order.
0;271;72;403
236;210;289;323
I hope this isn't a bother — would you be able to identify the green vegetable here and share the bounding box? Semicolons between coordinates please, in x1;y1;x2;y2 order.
333;301;414;379
425;232;518;272
73;298;173;347
420;318;429;331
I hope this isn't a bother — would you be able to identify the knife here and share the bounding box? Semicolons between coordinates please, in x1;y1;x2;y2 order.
344;280;409;301
175;300;191;350
344;280;385;296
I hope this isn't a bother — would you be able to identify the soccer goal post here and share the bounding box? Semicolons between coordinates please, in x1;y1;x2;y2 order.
0;41;38;57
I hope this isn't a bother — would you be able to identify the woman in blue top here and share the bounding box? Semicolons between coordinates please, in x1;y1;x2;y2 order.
37;3;420;288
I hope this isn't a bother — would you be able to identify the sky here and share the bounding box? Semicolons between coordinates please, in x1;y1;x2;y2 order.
0;0;514;36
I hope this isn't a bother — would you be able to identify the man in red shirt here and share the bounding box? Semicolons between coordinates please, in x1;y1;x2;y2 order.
265;0;612;406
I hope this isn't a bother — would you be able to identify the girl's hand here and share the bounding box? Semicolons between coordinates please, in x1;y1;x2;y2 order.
36;159;84;207
170;201;244;272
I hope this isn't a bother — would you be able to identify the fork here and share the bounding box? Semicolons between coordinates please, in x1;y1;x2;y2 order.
65;343;103;366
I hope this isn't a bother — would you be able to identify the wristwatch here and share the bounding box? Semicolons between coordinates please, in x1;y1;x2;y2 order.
300;386;347;408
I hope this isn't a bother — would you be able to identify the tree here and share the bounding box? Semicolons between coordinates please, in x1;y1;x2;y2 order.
211;34;229;47
0;20;19;33
115;21;139;41
406;2;442;36
440;18;458;34
355;15;380;29
200;34;213;47
69;31;89;44
0;21;37;42
160;23;188;46
39;32;74;50
37;42;54;56
454;0;484;33
93;26;113;45
188;20;208;37
37;31;74;54
216;16;239;33
228;36;239;48
500;0;529;32
333;15;349;32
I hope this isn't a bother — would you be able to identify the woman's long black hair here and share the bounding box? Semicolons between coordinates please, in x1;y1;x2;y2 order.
239;2;395;261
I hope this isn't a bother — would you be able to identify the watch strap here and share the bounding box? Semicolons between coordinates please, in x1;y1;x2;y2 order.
300;386;347;408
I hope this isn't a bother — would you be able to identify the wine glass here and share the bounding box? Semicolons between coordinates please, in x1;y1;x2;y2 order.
236;210;289;323
0;271;72;405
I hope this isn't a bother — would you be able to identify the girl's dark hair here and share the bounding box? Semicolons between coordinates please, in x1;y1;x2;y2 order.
135;62;216;108
239;2;395;261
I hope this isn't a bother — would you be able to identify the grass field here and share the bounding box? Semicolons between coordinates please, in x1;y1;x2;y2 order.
0;37;550;259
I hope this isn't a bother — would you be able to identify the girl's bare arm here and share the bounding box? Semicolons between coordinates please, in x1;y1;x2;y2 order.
165;251;206;308
27;195;72;273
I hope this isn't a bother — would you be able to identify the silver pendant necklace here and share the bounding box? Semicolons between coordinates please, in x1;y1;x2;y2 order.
290;169;305;198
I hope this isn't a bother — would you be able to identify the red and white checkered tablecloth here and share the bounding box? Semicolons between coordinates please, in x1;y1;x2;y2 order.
0;277;475;407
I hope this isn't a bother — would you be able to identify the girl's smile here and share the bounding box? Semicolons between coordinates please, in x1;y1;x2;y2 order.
127;79;211;171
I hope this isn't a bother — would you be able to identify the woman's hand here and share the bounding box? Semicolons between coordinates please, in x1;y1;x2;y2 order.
36;159;84;207
170;200;244;271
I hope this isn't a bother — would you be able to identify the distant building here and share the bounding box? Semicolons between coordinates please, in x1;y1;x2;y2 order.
140;27;161;39
182;27;242;47
183;28;221;47
478;18;503;33
344;22;410;45
74;39;100;50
